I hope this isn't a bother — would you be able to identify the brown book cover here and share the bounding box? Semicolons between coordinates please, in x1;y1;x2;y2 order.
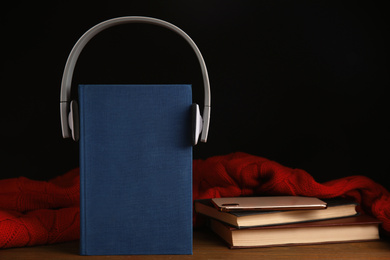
195;198;358;228
210;214;381;248
211;196;327;212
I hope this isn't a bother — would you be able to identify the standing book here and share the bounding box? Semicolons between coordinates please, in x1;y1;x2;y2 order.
195;198;358;228
210;215;381;248
79;84;193;255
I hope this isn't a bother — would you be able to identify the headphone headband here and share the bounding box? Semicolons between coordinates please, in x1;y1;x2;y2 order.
60;16;210;142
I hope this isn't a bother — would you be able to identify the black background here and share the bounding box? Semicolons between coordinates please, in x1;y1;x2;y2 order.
2;1;389;190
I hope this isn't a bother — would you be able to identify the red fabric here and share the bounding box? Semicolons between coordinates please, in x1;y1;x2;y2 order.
1;152;389;249
0;169;80;248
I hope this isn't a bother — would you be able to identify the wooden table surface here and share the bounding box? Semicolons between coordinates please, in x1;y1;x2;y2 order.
1;228;390;259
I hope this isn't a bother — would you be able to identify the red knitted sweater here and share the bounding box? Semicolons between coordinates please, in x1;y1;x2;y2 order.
1;152;389;248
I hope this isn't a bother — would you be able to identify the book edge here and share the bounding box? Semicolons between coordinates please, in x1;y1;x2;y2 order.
79;86;87;255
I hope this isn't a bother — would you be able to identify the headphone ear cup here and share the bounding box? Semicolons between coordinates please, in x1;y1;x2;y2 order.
192;103;203;146
68;100;80;141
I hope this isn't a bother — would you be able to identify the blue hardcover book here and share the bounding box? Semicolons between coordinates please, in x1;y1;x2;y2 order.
78;84;193;255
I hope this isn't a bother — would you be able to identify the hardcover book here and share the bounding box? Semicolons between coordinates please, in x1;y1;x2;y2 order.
78;84;193;255
195;198;358;228
210;215;381;248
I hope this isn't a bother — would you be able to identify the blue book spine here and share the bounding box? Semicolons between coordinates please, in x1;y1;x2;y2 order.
79;87;87;255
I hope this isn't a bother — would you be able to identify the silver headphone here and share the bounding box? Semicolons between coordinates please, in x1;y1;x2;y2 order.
60;16;211;145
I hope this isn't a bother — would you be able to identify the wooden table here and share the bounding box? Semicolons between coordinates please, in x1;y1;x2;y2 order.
1;228;390;259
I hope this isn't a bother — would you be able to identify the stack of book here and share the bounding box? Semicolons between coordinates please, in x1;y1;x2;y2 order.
194;197;381;248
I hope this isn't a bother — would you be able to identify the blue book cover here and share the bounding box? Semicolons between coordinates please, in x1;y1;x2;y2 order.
78;84;193;255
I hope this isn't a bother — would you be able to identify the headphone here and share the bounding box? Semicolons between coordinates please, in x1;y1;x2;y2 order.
60;16;211;145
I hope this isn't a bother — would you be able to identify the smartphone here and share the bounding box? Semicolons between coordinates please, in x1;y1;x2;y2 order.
211;196;327;212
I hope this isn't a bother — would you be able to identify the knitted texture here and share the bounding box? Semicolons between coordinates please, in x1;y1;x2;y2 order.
1;152;389;248
0;168;80;248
